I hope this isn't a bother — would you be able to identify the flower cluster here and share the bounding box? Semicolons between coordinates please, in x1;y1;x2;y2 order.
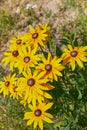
0;24;87;130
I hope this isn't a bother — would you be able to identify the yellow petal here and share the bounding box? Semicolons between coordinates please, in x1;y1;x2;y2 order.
39;119;43;130
62;57;71;65
43;117;53;123
34;120;38;129
44;103;53;111
29;104;34;110
70;60;75;71
48;53;52;62
79;55;87;62
76;58;83;68
27;118;34;126
56;71;63;76
79;46;87;51
24;112;32;119
68;45;73;50
45;112;53;118
29;25;35;32
44;92;52;99
42;83;54;90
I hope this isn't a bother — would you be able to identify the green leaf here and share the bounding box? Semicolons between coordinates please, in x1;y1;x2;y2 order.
54;121;65;129
73;39;78;46
76;85;82;100
56;45;62;57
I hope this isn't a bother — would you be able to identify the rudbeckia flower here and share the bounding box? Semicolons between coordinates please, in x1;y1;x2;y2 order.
62;45;87;70
9;34;29;51
25;24;49;48
24;102;53;130
36;53;64;81
37;24;50;34
20;98;28;107
0;74;17;97
2;49;20;71
10;79;22;99
18;70;54;105
27;89;53;105
15;46;41;73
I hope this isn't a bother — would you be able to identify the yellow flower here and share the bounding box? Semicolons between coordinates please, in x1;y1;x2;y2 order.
24;102;53;130
25;24;49;48
18;70;54;105
36;53;64;81
2;49;20;70
10;79;22;99
26;89;53;105
9;34;29;51
20;98;28;107
37;24;50;34
15;46;41;73
20;89;53;106
0;74;17;97
62;45;87;70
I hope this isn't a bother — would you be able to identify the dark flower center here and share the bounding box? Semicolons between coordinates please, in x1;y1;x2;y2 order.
70;51;78;57
24;56;30;63
45;64;52;71
13;86;17;92
5;81;10;87
16;39;22;44
12;50;19;57
34;109;42;116
27;78;35;86
23;42;26;45
32;33;38;39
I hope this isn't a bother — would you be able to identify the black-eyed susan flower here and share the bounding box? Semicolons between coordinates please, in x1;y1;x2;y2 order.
26;89;53;105
15;46;41;73
20;98;28;107
0;74;17;97
22;90;53;106
10;79;22;99
9;34;29;51
18;70;54;105
24;102;53;130
20;92;44;107
37;24;50;34
62;45;87;70
36;53;64;81
2;49;20;70
25;24;49;48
